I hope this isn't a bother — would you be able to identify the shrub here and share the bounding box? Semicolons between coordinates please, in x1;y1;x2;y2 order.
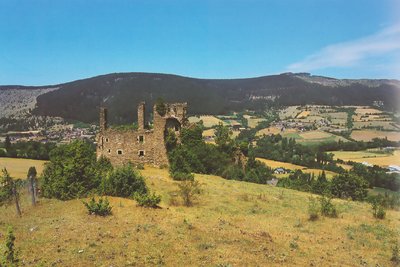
41;140;109;200
371;200;386;219
170;171;194;181
177;179;202;206
391;244;400;264
100;164;147;197
133;192;161;208
83;197;112;216
3;226;18;267
308;196;319;221
319;195;338;218
330;173;368;201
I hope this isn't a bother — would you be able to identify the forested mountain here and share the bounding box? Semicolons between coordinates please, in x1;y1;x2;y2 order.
1;72;399;124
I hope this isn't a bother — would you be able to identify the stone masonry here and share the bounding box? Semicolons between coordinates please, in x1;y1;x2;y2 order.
96;101;188;166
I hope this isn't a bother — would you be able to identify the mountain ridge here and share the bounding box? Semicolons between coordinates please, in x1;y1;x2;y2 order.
1;72;399;124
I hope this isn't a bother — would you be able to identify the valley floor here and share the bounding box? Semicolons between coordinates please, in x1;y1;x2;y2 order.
0;167;399;266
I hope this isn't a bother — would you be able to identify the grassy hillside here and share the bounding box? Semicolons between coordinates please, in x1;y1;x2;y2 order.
0;167;398;266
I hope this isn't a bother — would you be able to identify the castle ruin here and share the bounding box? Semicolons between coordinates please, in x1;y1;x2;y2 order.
96;101;187;166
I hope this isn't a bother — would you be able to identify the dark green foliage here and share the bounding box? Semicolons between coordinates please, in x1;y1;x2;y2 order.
32;72;400;125
170;171;194;181
40;140;105;200
331;173;368;201
168;123;274;185
3;226;18;266
100;164;147;198
4;135;11;151
27;166;37;178
155;97;167;116
177;179;202;206
308;197;319;221
133;192;161;208
371;199;386;219
255;134;343;173
1;140;56;160
214;123;233;151
0;168;13;205
351;163;400;192
165;128;178;152
319;195;338;218
83;197;112;216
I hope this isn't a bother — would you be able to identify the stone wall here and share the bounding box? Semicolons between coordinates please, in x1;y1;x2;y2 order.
96;101;187;167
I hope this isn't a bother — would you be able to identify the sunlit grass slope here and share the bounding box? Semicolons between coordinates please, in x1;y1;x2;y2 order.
0;167;398;266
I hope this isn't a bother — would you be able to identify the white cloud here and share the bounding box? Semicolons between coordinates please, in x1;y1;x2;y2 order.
286;24;400;77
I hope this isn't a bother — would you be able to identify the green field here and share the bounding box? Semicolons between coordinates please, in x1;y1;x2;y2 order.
0;167;398;266
281;130;348;145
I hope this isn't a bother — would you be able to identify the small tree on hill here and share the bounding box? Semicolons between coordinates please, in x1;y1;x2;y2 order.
100;164;147;197
177;179;202;206
0;168;21;216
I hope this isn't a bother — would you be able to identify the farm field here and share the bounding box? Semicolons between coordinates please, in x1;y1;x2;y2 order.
256;128;349;145
282;130;348;145
188;116;226;128
247;117;266;128
0;157;47;179
353;121;399;131
332;150;400;167
256;158;338;179
0;166;398;266
350;130;400;142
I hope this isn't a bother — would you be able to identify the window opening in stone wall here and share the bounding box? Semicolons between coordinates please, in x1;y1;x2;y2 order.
105;138;109;142
139;135;144;143
139;150;145;157
108;149;111;154
117;149;123;155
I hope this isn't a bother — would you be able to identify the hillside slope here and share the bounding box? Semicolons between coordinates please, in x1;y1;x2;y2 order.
2;72;399;124
0;167;398;266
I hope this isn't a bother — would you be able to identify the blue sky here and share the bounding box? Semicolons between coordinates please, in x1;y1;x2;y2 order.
0;0;399;85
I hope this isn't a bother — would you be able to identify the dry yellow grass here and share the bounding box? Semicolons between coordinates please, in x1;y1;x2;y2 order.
247;117;266;128
0;166;397;266
296;110;310;118
351;130;400;142
355;108;382;115
256;158;337;178
333;150;400;167
188;116;226;128
256;126;283;136
0;157;47;179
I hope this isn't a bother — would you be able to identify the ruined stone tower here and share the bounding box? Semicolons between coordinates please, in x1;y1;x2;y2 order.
96;101;187;166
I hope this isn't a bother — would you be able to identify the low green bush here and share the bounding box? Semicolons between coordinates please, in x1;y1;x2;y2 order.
170;171;194;181
133;192;161;208
308;196;319;221
83;197;112;216
372;200;386;219
100;164;147;197
319;195;338;218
